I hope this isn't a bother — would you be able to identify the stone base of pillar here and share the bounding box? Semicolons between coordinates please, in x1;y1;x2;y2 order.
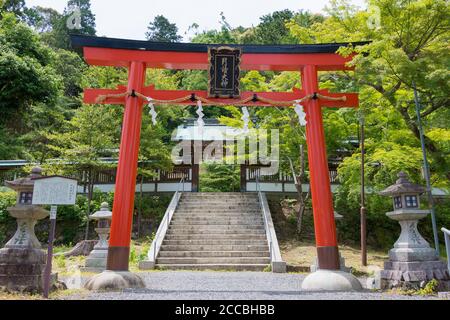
301;269;363;291
375;260;450;291
84;270;145;291
0;247;59;293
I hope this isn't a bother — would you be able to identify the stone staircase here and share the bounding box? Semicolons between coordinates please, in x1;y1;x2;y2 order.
155;192;271;271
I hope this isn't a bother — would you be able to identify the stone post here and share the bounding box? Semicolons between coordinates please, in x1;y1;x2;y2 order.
82;202;112;272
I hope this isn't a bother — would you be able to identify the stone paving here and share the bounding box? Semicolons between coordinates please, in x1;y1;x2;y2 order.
60;271;445;300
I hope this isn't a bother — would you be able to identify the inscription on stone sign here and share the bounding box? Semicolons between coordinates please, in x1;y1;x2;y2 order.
32;177;78;205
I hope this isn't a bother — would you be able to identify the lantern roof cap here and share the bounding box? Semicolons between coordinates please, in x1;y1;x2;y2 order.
5;166;42;190
380;172;426;196
90;202;112;220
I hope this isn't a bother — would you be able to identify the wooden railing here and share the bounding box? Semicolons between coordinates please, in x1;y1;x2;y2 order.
244;164;339;185
0;165;192;187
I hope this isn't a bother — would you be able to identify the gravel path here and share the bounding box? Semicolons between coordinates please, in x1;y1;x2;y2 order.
60;271;441;300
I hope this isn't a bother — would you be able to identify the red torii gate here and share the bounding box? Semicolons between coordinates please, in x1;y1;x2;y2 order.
72;35;362;272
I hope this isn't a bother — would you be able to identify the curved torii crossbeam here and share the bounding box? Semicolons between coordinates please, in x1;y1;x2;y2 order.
72;35;362;272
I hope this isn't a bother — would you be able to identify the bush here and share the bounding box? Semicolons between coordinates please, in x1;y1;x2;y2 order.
0;191;16;245
335;185;400;249
135;194;172;222
200;163;240;192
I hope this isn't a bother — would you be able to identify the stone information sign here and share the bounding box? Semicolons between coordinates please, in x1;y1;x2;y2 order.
32;176;77;205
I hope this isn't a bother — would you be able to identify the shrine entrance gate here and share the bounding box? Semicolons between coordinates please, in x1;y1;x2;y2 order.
71;35;362;272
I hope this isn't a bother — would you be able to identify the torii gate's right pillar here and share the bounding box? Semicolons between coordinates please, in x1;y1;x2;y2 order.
302;65;340;270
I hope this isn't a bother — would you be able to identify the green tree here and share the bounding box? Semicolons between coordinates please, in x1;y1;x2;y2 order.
145;15;182;42
45;0;96;50
45;104;121;239
284;0;450;246
26;6;62;34
288;0;450;185
200;163;240;192
255;9;297;44
136;114;173;236
0;0;26;19
0;13;62;133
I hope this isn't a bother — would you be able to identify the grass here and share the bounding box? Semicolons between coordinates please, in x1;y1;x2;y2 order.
0;292;44;300
270;196;389;276
387;279;440;297
280;240;388;276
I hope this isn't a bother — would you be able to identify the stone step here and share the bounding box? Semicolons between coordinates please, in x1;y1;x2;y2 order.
170;221;263;226
165;229;266;235
173;216;262;220
160;244;269;251
168;225;265;231
176;207;260;212
158;250;270;257
164;234;266;240
171;219;263;225
157;192;272;272
178;203;259;207
173;215;262;219
175;211;261;214
162;239;268;245
179;200;259;205
180;198;258;202
182;193;257;196
179;197;259;205
156;257;271;264
155;264;268;271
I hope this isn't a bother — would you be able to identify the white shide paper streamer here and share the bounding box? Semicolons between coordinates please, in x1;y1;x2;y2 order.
196;100;205;131
147;97;157;125
294;100;307;126
241;107;250;133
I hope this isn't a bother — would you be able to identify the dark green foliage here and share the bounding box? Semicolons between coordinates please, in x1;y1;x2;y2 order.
135;194;172;222
255;9;296;44
0;0;26;19
0;13;62;131
200;164;240;192
0;188;173;245
66;0;96;36
34;0;96;50
145;15;182;42
0;191;16;245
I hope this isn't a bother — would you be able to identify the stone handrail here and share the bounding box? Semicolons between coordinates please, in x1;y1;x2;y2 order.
138;178;184;270
442;228;450;274
256;176;286;273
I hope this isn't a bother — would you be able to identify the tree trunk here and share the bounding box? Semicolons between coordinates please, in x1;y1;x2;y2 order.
295;145;308;235
138;175;143;238
84;168;93;240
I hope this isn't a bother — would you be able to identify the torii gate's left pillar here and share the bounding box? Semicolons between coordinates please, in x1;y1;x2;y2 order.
107;61;146;271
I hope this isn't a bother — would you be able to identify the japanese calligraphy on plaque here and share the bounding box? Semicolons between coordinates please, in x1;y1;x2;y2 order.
208;46;242;98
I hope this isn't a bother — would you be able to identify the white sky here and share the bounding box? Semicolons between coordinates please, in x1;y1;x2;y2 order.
25;0;367;41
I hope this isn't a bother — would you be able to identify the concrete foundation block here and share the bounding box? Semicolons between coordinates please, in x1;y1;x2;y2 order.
138;260;155;270
271;261;286;273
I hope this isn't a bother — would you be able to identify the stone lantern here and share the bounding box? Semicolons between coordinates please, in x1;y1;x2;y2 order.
82;202;112;272
0;167;49;292
375;171;450;290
